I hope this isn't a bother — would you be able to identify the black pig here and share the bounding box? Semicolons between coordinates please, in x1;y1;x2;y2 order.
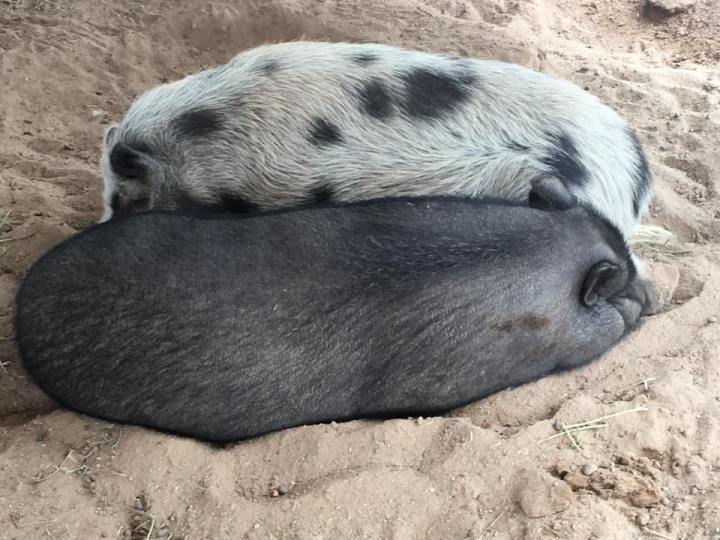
15;179;650;442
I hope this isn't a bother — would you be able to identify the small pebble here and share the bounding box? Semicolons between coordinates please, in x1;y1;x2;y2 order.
133;499;145;511
563;472;590;491
63;143;75;151
277;484;288;495
582;464;598;476
708;316;718;324
661;496;672;506
158;528;171;537
517;470;575;518
270;489;279;498
553;419;565;431
645;0;697;15
615;455;631;466
554;462;572;478
637;513;650;526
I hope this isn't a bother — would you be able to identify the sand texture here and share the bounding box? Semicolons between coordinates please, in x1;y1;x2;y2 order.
1;0;719;538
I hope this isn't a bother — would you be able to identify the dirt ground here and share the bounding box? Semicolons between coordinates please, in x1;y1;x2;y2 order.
1;0;719;538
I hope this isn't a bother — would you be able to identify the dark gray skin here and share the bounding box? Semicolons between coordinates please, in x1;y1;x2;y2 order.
15;179;650;442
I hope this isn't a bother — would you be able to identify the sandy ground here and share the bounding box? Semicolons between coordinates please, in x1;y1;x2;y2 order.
1;0;719;538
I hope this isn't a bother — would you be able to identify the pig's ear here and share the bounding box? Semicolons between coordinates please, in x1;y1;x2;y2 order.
104;124;119;147
582;261;625;306
528;177;577;211
109;143;150;180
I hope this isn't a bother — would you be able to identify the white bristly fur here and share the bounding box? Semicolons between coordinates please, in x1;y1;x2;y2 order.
101;41;654;247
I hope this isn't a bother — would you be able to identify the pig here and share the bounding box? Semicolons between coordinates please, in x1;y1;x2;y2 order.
101;41;652;245
16;178;650;442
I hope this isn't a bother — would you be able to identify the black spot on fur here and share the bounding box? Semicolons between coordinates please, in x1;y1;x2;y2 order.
352;53;378;65
213;192;260;214
627;128;652;216
309;118;343;146
173;108;225;138
257;59;280;75
309;185;335;205
359;79;394;119
401;67;476;119
109;143;143;179
540;131;589;186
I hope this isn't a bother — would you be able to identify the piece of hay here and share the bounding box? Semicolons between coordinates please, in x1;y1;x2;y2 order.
630;224;675;246
538;406;649;449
